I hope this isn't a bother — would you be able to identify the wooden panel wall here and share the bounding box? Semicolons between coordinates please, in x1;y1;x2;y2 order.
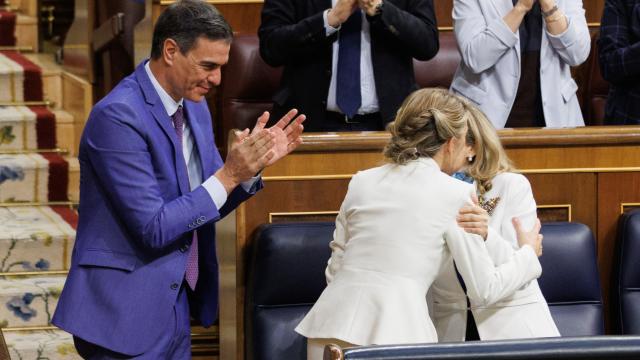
155;0;605;35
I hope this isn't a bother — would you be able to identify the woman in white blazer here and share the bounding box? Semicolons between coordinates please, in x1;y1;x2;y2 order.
431;105;560;341
450;0;590;128
296;88;544;359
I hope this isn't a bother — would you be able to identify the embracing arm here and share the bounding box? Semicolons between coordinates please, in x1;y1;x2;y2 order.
446;225;541;306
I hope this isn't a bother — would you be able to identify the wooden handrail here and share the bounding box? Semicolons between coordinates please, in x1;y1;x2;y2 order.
295;126;640;152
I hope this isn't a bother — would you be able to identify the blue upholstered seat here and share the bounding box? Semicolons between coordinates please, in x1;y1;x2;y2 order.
612;210;640;334
245;222;603;359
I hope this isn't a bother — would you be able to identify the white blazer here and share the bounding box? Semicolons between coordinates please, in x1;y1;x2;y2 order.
295;159;542;346
449;0;590;128
431;172;560;341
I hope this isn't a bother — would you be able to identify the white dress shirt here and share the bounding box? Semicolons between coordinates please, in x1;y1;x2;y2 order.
324;4;380;115
145;61;259;209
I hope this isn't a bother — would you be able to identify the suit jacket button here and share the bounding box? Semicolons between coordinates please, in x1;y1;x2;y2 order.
170;283;179;290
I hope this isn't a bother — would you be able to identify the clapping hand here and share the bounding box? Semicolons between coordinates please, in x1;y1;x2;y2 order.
327;0;359;27
259;108;305;167
215;123;275;194
358;0;382;16
515;0;537;12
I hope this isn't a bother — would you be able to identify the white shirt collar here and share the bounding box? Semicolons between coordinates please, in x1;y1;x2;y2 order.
144;60;184;117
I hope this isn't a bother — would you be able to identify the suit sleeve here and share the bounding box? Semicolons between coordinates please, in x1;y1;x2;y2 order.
597;0;640;85
445;214;541;307
453;0;518;74
367;0;439;60
485;174;538;264
258;0;334;67
85;102;238;251
544;0;590;66
325;175;357;284
325;205;348;284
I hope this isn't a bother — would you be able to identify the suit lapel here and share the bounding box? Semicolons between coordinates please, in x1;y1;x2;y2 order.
135;62;190;195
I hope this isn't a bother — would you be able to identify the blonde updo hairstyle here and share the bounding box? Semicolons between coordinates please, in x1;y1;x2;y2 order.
464;103;515;195
384;88;474;165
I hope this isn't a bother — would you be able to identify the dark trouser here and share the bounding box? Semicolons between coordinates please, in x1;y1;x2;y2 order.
74;283;191;359
465;309;480;341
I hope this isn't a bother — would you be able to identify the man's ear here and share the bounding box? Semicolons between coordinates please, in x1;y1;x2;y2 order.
162;38;179;65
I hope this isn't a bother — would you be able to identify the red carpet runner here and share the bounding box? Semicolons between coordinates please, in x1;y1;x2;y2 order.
0;10;16;47
0;51;67;201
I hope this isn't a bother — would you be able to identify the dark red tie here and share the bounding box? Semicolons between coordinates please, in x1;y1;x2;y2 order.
172;106;199;290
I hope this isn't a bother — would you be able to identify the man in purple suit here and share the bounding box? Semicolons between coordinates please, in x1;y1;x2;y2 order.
52;1;304;358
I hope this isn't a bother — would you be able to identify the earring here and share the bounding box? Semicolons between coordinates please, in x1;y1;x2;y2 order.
467;156;474;163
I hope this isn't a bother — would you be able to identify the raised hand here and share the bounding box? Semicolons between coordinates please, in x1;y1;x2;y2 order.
457;194;490;240
515;0;537;12
512;217;543;256
215;126;275;194
358;0;382;17
327;0;359;27
258;109;305;167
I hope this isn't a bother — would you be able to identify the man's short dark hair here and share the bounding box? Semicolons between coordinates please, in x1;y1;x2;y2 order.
150;0;233;59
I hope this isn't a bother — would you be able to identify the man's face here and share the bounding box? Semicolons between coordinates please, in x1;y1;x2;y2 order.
169;37;230;102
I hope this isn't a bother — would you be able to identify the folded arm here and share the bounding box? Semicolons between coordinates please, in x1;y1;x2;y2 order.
445;222;541;307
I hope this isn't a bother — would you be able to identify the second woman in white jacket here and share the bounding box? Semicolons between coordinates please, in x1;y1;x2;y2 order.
432;105;560;341
296;88;544;359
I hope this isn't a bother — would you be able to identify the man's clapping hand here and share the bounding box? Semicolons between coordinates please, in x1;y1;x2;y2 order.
214;109;305;193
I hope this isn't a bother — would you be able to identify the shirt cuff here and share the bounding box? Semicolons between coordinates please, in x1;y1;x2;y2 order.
202;175;228;209
323;9;340;36
491;17;519;48
241;171;262;193
545;15;577;49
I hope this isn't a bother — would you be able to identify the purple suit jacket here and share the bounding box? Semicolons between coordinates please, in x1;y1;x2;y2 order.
52;62;259;355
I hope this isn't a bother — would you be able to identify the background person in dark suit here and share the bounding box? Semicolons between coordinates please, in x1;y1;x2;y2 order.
598;0;640;124
259;0;439;131
52;1;304;358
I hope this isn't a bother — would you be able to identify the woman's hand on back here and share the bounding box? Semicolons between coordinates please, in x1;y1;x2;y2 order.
512;217;543;256
457;195;490;240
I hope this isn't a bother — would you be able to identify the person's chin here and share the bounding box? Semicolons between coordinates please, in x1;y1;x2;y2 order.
185;93;206;102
